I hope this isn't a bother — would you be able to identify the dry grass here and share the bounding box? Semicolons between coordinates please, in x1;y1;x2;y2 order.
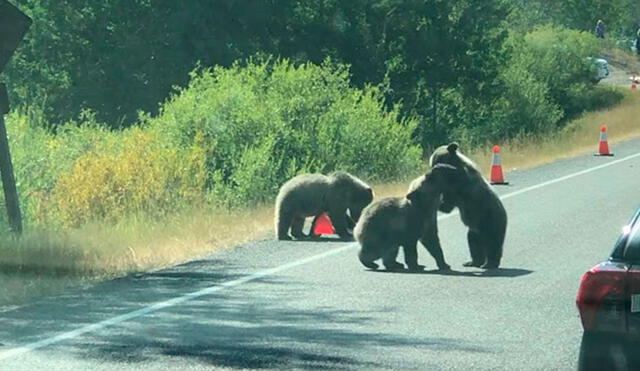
603;46;640;76
3;87;640;307
0;205;274;307
468;89;640;175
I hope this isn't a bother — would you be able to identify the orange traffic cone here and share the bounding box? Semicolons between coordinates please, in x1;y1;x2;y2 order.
490;145;509;185
312;213;335;235
632;82;637;91
594;125;614;156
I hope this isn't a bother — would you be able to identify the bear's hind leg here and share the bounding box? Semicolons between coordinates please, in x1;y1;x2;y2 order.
290;216;307;240
306;214;321;239
276;209;294;240
481;232;503;269
462;230;486;267
358;244;380;269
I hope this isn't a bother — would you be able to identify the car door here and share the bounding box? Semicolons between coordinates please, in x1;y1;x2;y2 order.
623;225;640;338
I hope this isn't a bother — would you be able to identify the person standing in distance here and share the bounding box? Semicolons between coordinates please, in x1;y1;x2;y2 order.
595;20;605;39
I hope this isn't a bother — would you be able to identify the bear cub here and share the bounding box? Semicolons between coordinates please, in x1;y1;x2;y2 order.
275;171;373;241
355;165;458;271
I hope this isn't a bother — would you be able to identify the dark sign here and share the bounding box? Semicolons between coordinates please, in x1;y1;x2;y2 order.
0;0;32;72
0;83;8;114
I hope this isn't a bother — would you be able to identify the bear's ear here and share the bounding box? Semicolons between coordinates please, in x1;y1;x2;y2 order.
447;142;459;153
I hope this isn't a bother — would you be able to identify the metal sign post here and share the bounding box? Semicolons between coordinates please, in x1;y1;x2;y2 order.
0;83;21;233
0;0;32;233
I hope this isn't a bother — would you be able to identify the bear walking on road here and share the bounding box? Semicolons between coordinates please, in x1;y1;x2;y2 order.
355;165;459;271
275;171;374;241
429;142;507;269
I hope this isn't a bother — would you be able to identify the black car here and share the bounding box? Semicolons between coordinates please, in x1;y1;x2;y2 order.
576;207;640;370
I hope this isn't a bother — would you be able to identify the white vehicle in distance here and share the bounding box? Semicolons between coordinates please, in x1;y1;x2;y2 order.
587;57;609;83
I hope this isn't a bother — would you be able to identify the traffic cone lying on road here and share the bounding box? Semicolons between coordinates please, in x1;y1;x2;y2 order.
490;145;509;185
594;125;614;156
312;213;335;235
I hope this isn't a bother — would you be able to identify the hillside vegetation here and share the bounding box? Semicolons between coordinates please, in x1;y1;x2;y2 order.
0;1;639;302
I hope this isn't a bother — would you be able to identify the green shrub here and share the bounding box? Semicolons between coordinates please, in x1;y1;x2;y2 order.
0;111;110;227
509;25;602;120
51;127;205;227
447;25;620;146
152;59;421;205
1;58;420;228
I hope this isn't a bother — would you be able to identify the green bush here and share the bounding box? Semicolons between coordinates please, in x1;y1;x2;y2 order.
51;126;205;227
0;58;420;228
152;59;421;205
0;110;110;227
446;25;622;147
509;25;602;119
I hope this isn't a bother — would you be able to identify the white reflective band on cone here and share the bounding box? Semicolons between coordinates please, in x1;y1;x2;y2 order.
600;131;608;142
492;153;502;166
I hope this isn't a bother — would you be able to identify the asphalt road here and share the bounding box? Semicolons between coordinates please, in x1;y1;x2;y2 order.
1;139;640;370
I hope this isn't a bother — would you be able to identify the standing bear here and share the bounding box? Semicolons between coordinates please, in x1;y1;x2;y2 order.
355;165;460;271
275;171;374;241
429;142;507;269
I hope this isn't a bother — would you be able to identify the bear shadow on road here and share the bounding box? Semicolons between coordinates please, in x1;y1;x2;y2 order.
368;267;533;278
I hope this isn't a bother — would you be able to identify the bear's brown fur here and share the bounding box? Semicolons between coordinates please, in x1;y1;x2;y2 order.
429;142;507;269
354;166;458;270
275;171;373;241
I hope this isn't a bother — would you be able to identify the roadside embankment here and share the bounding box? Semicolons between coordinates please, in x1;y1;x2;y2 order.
2;87;640;308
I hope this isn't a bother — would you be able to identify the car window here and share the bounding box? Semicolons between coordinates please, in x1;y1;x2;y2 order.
623;219;640;261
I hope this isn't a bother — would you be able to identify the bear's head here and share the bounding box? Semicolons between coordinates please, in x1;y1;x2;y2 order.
406;164;462;207
429;142;478;173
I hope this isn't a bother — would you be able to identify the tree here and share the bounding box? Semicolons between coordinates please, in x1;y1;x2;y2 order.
367;0;508;149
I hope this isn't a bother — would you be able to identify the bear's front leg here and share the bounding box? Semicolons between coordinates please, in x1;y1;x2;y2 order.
421;223;451;271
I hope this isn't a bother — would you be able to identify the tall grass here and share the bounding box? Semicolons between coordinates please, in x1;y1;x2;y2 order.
0;204;273;307
468;89;640;173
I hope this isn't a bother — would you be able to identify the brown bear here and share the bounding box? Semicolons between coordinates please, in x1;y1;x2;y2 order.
429;142;507;269
354;165;459;271
274;171;373;241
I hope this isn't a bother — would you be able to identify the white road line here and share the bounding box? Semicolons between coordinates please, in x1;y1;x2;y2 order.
499;152;640;200
2;150;640;360
0;245;355;360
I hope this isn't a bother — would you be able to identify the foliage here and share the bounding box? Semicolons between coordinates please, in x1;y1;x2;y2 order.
52;127;206;227
153;59;420;205
2;111;110;226
505;0;640;36
4;0;507;131
0;1;632;229
421;25;622;146
514;26;601;118
0;59;420;228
